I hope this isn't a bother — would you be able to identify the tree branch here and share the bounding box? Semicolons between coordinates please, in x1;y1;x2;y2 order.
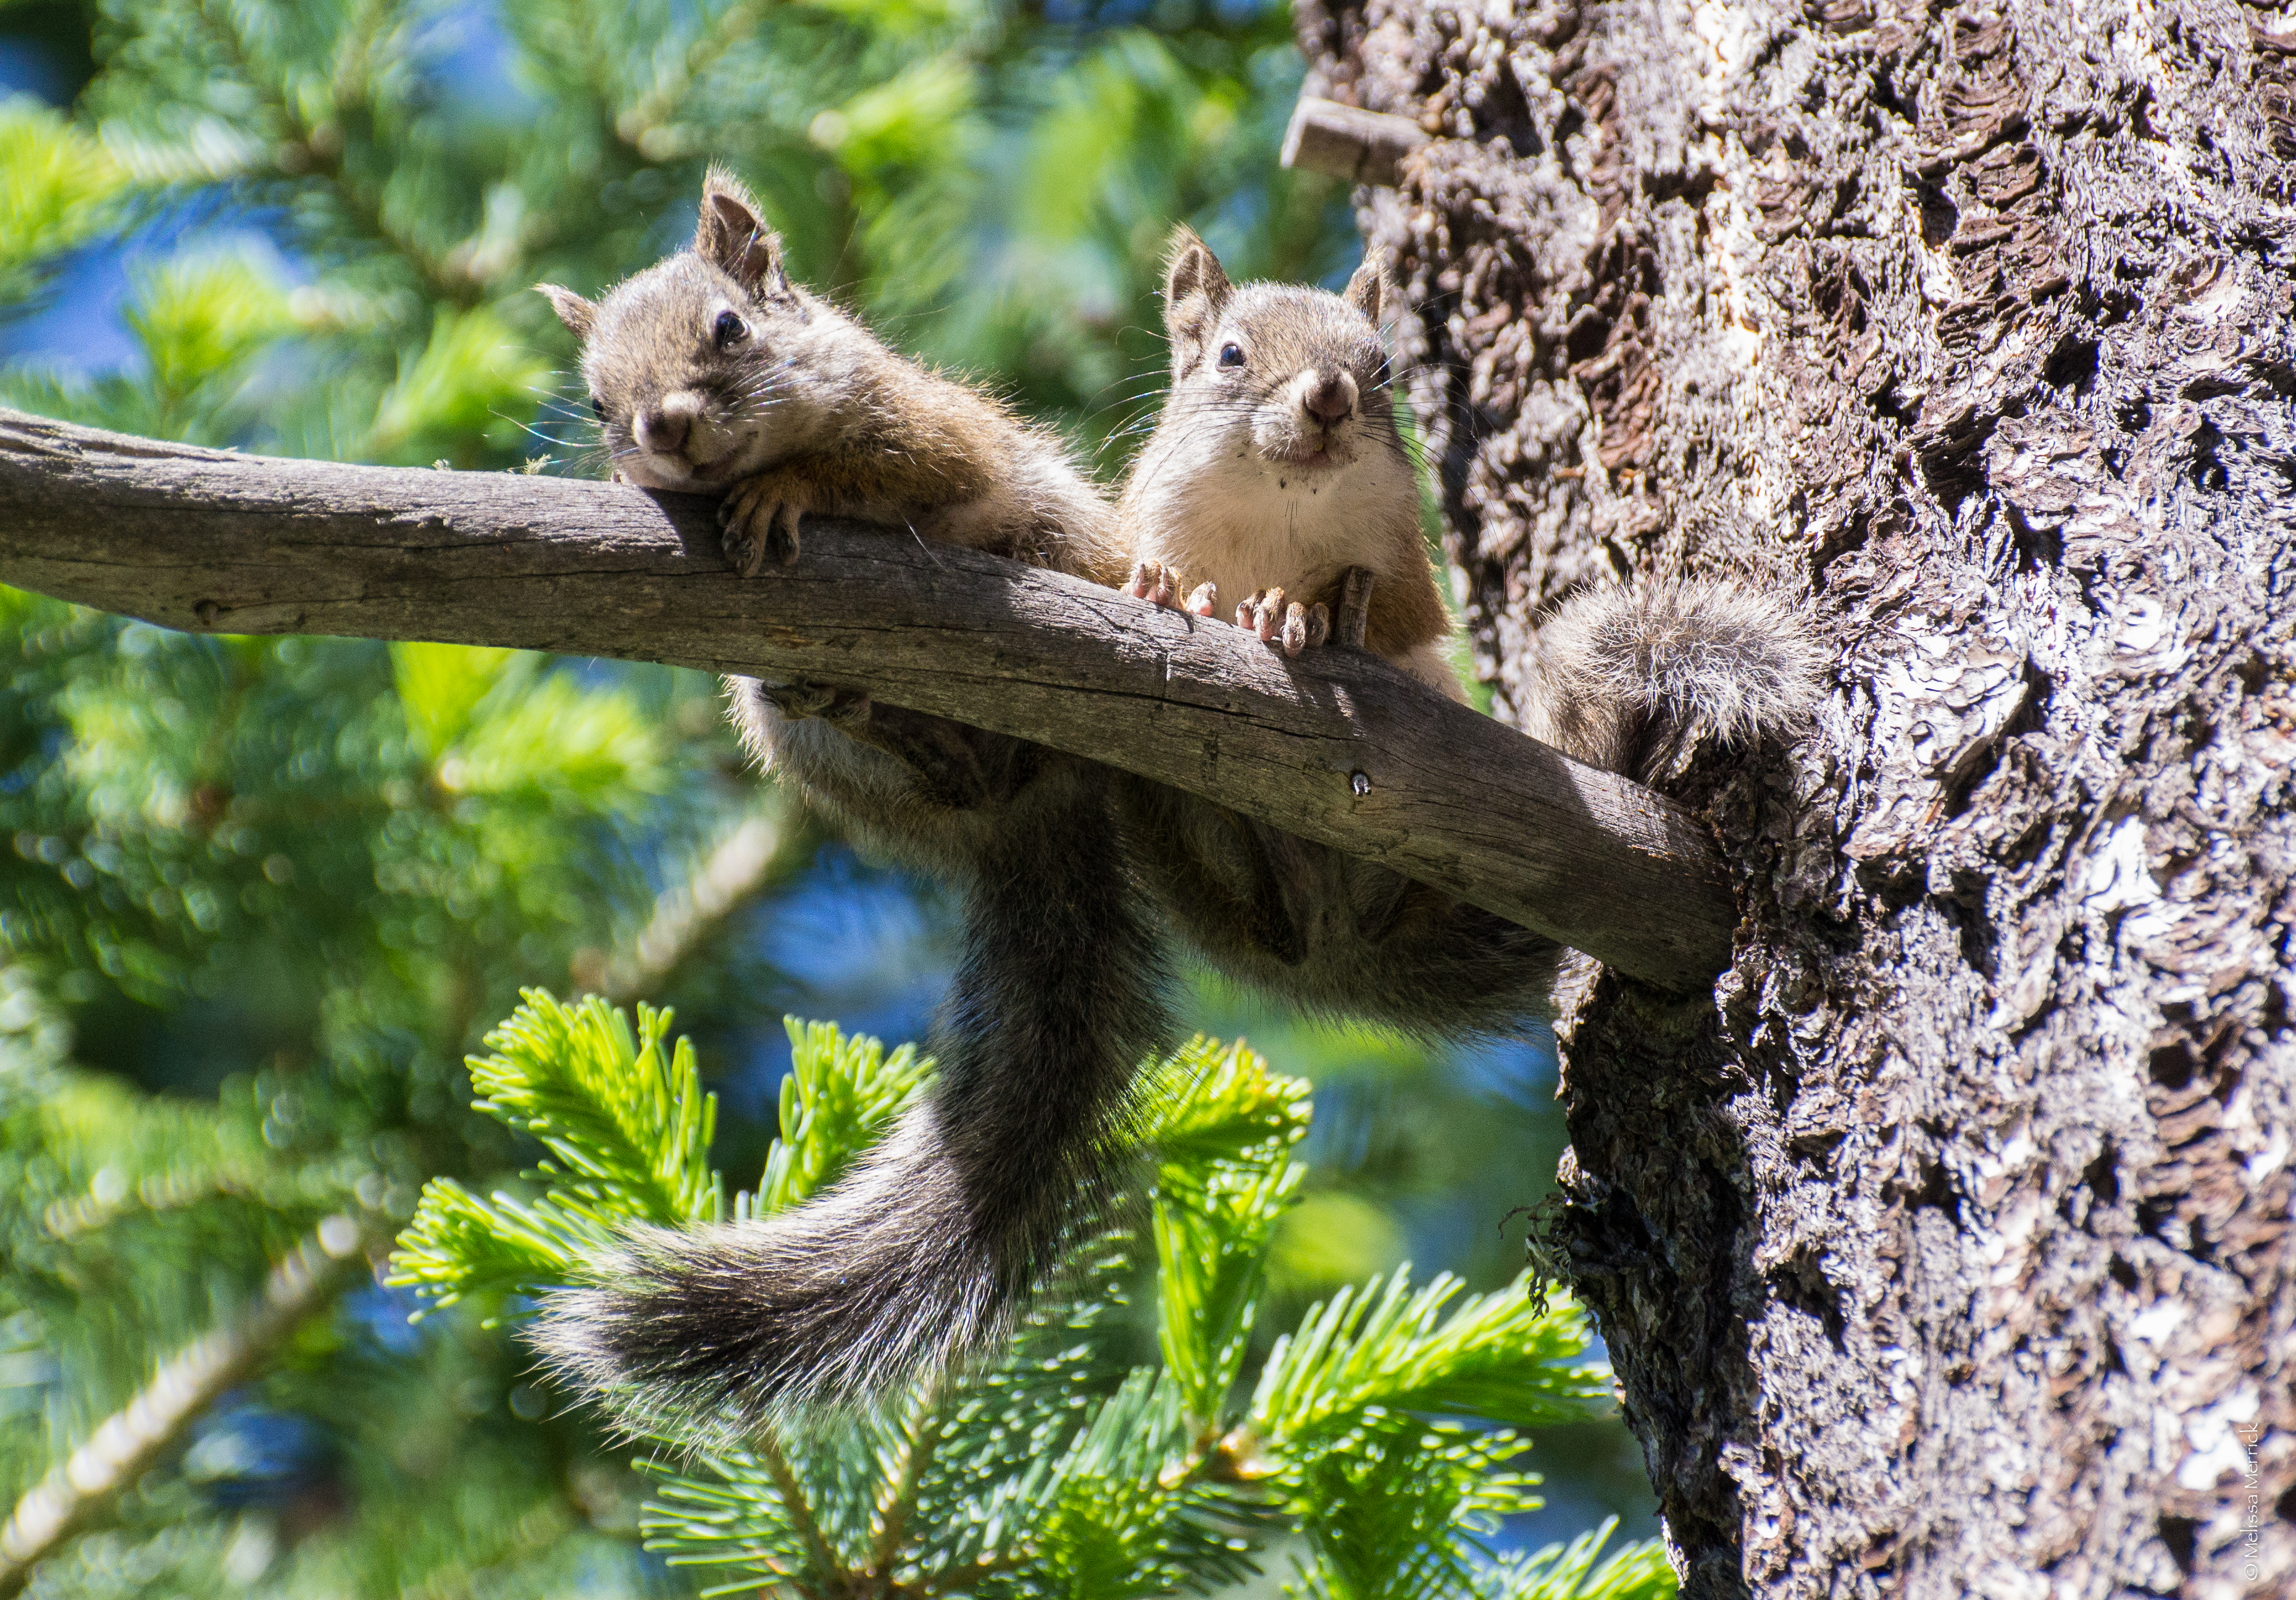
576;806;807;1003
0;409;1738;989
1280;96;1429;186
0;1217;377;1598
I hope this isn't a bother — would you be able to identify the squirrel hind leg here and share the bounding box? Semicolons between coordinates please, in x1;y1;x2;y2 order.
1527;578;1824;782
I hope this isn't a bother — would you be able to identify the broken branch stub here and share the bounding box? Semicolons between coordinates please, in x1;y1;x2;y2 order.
1280;96;1431;186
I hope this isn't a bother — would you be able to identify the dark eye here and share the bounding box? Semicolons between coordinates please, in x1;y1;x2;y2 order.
714;310;749;349
590;396;606;421
1371;358;1391;389
1217;342;1244;369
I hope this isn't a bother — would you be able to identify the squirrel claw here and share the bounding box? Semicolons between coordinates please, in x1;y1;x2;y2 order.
764;509;800;569
1237;589;1327;658
757;681;870;726
1126;559;1180;609
1185;582;1218;618
722;522;766;579
717;496;771;578
720;481;804;575
1281;601;1324;656
1237;587;1288;647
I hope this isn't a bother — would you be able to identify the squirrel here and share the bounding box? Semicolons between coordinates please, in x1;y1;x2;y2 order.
529;183;1820;1431
1111;227;1821;1034
1117;227;1460;700
528;168;1172;1427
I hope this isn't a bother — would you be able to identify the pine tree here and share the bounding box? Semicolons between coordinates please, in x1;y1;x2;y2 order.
2;1;1663;1591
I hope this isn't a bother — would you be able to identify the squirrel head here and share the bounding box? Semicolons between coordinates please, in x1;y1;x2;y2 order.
1156;226;1394;475
538;167;832;492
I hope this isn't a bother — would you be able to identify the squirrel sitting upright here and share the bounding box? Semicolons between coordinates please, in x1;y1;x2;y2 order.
1119;227;1459;696
529;169;1170;1427
1114;227;1822;1035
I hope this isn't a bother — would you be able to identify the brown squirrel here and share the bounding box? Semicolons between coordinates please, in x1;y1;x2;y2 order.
530;182;1819;1431
1112;228;1821;1032
1118;226;1458;696
528;169;1171;1426
541;172;1122;583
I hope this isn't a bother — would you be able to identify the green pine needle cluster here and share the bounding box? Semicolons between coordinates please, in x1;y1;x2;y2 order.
391;995;1674;1599
390;995;720;1313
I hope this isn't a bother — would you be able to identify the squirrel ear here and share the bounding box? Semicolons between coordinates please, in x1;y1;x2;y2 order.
696;167;789;296
536;283;597;340
1342;256;1385;325
1162;225;1233;374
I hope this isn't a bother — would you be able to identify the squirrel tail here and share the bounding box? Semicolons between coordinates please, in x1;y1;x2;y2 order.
1524;577;1824;784
531;779;1172;1426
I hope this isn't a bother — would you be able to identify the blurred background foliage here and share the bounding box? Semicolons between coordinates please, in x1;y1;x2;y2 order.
0;0;1657;1593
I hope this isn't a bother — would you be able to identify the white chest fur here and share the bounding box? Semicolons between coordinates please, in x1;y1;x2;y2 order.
1127;435;1415;608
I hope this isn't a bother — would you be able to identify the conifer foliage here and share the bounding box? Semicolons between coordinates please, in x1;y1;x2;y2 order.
391;997;1675;1599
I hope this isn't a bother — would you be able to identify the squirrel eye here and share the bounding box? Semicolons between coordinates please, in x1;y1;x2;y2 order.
589;396;606;421
1217;342;1245;369
714;310;749;349
1371;359;1391;388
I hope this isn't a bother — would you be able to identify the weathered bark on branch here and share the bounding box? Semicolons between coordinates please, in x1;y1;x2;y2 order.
1282;95;1432;185
1301;2;2295;1596
0;407;1736;990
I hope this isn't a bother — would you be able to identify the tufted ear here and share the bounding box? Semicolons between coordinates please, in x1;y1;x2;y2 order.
1342;255;1385;326
536;283;598;340
1161;225;1234;377
694;165;790;296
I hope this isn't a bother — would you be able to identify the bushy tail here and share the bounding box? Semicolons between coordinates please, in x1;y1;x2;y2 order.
1522;578;1824;782
532;781;1173;1429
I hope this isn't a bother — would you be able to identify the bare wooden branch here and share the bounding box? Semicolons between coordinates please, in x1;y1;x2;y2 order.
0;409;1738;989
1280;95;1430;186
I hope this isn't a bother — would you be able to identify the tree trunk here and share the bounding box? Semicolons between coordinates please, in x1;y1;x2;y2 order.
1295;2;2294;1594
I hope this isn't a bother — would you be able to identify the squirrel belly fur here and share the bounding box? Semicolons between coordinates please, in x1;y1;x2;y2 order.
532;175;1822;1428
532;168;1171;1423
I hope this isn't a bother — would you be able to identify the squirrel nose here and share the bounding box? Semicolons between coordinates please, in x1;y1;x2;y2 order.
1303;371;1355;427
635;406;693;456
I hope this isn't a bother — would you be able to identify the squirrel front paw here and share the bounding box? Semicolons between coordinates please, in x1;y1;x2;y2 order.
754;681;870;727
1125;560;1218;617
1237;588;1330;658
720;475;810;577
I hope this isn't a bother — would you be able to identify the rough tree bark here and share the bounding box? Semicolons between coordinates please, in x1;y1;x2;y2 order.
1295;1;2294;1596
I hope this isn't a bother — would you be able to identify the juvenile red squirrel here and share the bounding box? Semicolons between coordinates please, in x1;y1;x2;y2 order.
530;169;1167;1425
1114;228;1818;1036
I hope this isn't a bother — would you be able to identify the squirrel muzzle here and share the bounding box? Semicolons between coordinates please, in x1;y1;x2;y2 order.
1301;369;1356;429
633;394;699;457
